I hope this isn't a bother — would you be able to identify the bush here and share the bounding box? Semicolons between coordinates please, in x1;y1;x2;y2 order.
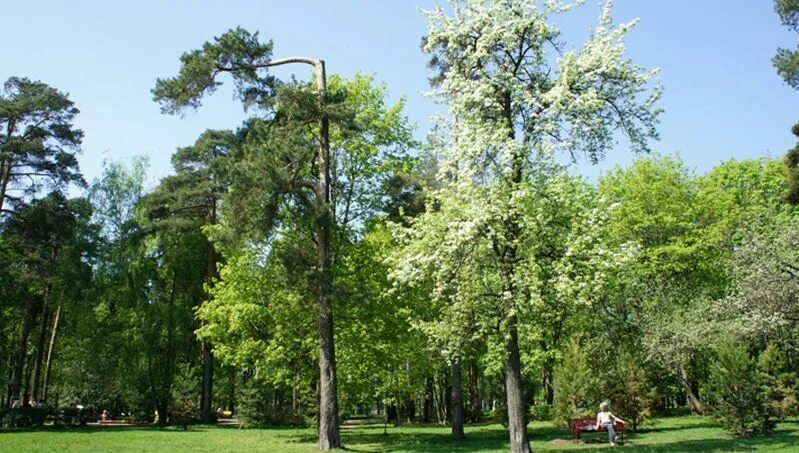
707;341;776;436
5;407;51;427
553;340;595;429
528;404;553;422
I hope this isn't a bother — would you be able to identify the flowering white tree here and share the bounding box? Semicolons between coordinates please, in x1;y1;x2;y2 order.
720;222;799;344
394;1;661;451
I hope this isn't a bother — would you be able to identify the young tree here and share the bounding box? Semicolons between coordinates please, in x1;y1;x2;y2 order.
552;340;594;430
409;2;661;450
0;77;84;215
707;341;776;436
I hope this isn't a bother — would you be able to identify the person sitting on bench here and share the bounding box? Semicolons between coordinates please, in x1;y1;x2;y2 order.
595;402;626;446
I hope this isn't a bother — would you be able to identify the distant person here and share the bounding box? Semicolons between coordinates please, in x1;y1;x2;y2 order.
595;402;626;446
101;410;109;422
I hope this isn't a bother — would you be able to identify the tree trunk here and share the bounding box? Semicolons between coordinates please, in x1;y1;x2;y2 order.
42;303;62;403
228;368;236;413
542;365;554;405
496;94;532;453
451;361;465;441
200;341;214;422
467;360;480;423
0;159;13;215
10;298;39;406
31;297;50;402
314;60;340;451
505;317;532;453
679;365;703;414
423;376;433;423
200;200;218;424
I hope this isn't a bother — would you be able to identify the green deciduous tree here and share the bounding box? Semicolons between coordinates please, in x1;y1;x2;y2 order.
398;1;661;450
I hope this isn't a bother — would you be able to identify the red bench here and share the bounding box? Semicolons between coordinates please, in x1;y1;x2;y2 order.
571;418;626;443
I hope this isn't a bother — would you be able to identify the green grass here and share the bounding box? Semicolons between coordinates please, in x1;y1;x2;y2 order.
1;416;798;452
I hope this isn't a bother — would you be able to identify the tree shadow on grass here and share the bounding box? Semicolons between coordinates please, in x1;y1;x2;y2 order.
286;425;510;452
282;420;799;453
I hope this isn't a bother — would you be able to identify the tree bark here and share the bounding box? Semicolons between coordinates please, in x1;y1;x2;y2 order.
42;303;62;403
200;200;217;424
0;160;12;215
256;55;340;449
312;60;341;451
542;364;554;405
10;297;40;406
30;298;50;402
423;376;433;423
451;361;465;441
467;360;481;423
505;316;532;453
679;365;703;414
200;341;214;422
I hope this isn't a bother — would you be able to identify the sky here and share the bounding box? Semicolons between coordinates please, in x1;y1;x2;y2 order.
2;0;798;189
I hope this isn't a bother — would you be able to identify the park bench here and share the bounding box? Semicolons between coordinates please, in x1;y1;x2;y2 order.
571;418;626;443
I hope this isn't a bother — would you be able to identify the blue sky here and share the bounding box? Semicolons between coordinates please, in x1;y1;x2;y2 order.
2;0;797;187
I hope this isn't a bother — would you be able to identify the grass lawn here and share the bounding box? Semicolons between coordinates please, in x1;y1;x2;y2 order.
1;416;798;452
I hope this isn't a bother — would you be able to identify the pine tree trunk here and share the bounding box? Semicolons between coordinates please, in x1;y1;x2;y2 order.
451;361;465;441
200;200;218;424
0;159;12;215
200;341;214;422
314;60;340;450
30;299;49;403
10;298;39;406
42;303;62;403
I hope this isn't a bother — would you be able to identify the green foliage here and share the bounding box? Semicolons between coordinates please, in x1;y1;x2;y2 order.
784;125;799;204
706;341;776;436
758;343;799;421
774;0;799;89
236;378;303;428
0;77;85;213
169;364;200;429
152;27;276;113
552;340;594;429
528;404;553;422
603;353;654;431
